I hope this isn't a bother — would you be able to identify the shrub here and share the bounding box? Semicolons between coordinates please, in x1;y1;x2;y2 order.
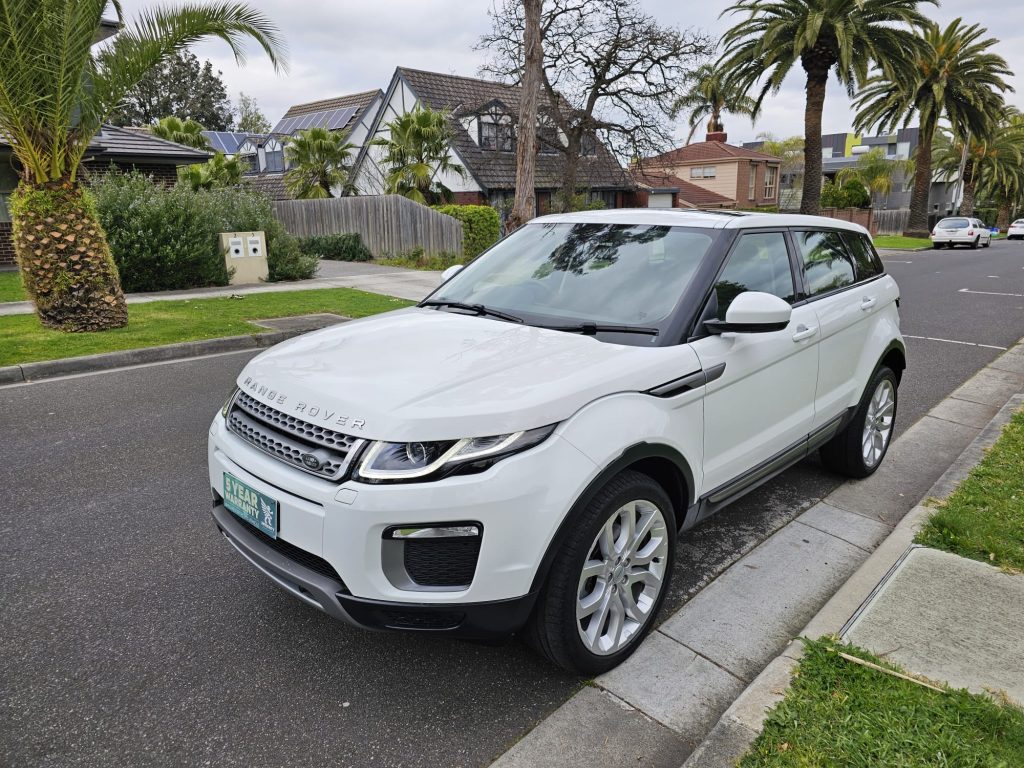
299;233;372;262
821;178;871;209
91;172;317;291
433;204;500;258
378;247;461;271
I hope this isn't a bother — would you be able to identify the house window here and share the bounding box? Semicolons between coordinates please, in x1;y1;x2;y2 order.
690;166;716;179
480;121;513;152
748;163;757;200
264;142;284;172
764;166;778;199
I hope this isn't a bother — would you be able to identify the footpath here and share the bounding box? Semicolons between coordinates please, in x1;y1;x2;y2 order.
490;340;1024;768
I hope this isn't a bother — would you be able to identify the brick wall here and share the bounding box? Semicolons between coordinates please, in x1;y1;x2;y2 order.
451;191;487;206
0;222;14;266
0;161;183;266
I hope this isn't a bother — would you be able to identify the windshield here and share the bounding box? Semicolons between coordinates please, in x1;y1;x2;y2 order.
937;218;969;229
430;222;717;327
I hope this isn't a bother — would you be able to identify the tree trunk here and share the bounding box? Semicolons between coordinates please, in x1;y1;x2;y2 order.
800;71;828;215
996;202;1011;230
11;180;128;332
558;134;582;212
904;127;934;238
960;158;976;216
507;0;543;232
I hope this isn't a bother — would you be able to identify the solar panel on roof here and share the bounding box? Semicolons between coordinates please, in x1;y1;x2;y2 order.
328;106;358;130
272;104;360;136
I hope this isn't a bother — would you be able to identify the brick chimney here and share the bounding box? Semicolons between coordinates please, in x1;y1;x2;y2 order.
706;130;728;143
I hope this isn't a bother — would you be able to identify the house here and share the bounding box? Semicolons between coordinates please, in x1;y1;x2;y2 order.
627;168;735;209
0;126;210;266
744;128;960;218
353;67;633;213
215;90;385;201
635;131;782;210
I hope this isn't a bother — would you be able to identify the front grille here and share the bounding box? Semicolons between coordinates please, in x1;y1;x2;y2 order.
227;392;364;481
403;538;482;588
237;517;346;585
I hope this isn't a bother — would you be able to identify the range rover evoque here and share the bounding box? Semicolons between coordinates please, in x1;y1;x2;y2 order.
208;209;905;674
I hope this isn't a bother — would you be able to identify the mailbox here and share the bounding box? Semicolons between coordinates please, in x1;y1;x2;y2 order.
220;231;268;285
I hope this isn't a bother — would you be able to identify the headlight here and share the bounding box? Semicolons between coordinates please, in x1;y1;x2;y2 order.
356;425;556;482
221;386;240;418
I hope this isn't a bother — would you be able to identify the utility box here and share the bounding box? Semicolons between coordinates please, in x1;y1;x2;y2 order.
221;231;268;285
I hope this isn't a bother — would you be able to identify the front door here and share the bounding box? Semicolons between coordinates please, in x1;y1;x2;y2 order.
689;231;819;494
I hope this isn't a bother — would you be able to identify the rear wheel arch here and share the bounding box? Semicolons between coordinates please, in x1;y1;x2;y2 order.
879;341;907;385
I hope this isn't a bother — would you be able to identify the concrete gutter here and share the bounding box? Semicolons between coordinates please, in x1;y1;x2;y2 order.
682;391;1024;767
489;340;1024;767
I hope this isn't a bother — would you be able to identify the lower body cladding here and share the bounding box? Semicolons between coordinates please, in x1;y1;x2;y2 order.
207;417;599;637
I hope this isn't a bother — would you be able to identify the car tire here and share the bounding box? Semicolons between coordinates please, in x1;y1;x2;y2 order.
932;243;941;249
819;366;898;479
983;239;991;248
971;237;980;249
525;470;676;675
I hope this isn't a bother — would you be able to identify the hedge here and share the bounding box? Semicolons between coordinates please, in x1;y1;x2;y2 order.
91;172;317;292
433;204;500;258
300;233;373;262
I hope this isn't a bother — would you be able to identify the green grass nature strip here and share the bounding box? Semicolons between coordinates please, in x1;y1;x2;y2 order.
0;287;411;367
916;409;1024;572
0;270;27;303
872;235;933;250
740;638;1024;767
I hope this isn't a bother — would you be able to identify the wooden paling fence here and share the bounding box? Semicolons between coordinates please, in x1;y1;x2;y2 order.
872;208;910;236
272;195;463;257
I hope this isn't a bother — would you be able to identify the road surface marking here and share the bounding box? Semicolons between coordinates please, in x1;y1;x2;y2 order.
959;288;1024;298
902;334;1007;351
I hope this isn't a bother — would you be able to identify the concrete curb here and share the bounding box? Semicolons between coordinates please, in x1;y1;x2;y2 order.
683;392;1024;768
0;328;308;386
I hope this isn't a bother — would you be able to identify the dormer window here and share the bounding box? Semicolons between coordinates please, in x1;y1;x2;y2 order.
476;100;514;152
264;138;284;172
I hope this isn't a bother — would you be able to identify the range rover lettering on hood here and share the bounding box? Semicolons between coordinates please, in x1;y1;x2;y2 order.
242;376;366;430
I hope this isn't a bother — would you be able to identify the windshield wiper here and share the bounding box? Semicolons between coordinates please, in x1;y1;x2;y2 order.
420;300;524;324
537;322;659;337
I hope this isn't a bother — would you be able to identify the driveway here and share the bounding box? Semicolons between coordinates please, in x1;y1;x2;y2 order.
3;240;1024;767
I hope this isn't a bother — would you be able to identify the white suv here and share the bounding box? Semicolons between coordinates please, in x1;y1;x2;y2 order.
208;210;905;674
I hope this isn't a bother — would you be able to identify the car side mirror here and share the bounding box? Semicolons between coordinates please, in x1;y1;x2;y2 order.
441;264;464;283
703;292;792;335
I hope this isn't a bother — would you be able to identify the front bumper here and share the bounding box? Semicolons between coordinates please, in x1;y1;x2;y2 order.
212;502;539;637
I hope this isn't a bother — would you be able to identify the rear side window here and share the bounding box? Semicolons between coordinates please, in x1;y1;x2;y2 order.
713;232;795;319
794;230;855;297
842;232;884;281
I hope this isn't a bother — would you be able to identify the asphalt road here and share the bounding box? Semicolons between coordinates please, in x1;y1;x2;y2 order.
3;240;1024;768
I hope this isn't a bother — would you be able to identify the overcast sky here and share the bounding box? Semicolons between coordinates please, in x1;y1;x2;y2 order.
117;0;1024;144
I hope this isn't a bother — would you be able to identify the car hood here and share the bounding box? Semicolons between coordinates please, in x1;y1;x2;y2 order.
236;308;698;441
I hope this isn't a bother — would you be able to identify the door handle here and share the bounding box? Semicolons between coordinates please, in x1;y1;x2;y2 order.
861;296;877;311
792;324;818;342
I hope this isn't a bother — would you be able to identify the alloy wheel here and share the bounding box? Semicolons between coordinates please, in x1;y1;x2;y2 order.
862;379;895;468
576;499;668;656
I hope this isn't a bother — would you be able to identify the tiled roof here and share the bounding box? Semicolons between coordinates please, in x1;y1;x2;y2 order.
282;90;382;119
629;168;734;207
241;173;291;200
80;125;210;163
644;140;781;165
396;67;631;192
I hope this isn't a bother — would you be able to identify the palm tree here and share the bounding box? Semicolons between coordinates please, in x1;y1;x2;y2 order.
836;148;914;207
672;63;756;144
284;127;357;199
149;115;210;150
932;115;1024;217
179;151;244;190
371;107;467;205
719;0;934;216
853;19;1013;237
0;0;285;332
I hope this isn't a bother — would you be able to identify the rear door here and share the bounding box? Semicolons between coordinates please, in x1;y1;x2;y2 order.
792;228;882;430
690;230;820;494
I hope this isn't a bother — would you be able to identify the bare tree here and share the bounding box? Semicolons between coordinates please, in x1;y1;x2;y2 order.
507;0;543;231
480;0;712;209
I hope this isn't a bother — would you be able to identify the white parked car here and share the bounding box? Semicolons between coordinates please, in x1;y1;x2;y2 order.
208;210;905;674
930;217;992;249
1007;219;1024;240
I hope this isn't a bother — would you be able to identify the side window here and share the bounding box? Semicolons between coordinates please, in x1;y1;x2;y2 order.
842;232;884;281
713;232;795;319
795;230;855;297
